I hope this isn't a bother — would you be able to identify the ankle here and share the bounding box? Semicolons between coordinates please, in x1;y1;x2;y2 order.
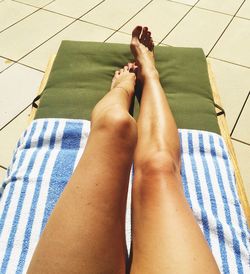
141;67;159;81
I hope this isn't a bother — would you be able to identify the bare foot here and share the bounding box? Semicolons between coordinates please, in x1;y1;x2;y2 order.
130;26;158;81
111;63;136;97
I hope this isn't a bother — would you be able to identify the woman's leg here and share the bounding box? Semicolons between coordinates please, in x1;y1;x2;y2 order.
130;26;220;274
28;65;137;274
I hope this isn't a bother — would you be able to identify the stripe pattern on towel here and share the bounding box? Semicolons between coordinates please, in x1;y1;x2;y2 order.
0;118;249;274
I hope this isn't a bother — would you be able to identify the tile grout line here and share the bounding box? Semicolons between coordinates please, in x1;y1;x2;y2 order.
206;0;247;57
0;104;31;132
82;0;250;41
189;4;249;18
103;0;154;42
16;1;107;65
167;0;249;20
107;0;250;39
1;0;59;34
235;15;250;21
166;0;195;8
1;0;106;68
77;20;117;32
14;62;44;73
157;0;200;45
0;1;109;130
40;8;82;20
0;4;78;74
0;6;42;34
231;137;250;147
0;56;44;74
11;0;55;9
0;56;17;74
208;56;250;70
230;91;250;136
41;0;106;20
167;0;250;18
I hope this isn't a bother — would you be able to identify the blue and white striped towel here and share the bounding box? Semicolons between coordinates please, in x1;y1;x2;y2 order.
0;118;249;273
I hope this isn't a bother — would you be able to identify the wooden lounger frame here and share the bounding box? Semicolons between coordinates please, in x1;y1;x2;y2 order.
28;56;250;227
208;62;250;226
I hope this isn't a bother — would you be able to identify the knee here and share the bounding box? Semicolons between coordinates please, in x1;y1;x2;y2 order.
133;151;182;199
91;106;137;148
135;150;180;182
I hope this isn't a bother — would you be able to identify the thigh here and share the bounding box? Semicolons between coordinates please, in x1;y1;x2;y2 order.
130;169;219;274
28;115;136;274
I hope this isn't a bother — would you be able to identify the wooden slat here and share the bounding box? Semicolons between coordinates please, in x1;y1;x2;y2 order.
207;61;250;227
28;55;56;125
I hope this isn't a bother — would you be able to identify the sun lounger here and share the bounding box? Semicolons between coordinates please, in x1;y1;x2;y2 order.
0;42;249;273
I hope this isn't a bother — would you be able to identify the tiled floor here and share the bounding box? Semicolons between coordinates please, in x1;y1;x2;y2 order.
0;0;249;199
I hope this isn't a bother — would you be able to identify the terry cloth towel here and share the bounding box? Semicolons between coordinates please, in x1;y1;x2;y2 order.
0;119;249;274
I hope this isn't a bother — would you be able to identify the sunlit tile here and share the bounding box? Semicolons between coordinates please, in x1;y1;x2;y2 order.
197;0;244;15
163;7;231;55
45;0;103;18
172;0;198;5
208;58;250;131
233;96;250;144
0;64;43;128
0;0;37;32
13;0;54;8
210;18;250;67
120;0;190;42
105;32;131;44
0;108;30;167
0;57;14;72
21;21;113;71
0;10;73;60
237;0;250;19
82;0;149;30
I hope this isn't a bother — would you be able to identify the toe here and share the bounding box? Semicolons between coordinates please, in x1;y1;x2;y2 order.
140;27;148;43
132;26;142;39
149;37;154;51
145;31;151;46
128;63;133;72
115;70;120;77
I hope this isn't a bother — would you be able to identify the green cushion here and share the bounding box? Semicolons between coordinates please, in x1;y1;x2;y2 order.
35;41;220;134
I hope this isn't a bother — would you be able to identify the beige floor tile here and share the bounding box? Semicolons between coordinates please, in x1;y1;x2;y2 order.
0;64;43;129
21;21;114;71
13;0;54;8
0;0;37;32
197;0;244;15
82;0;149;30
172;0;197;5
0;167;7;186
237;0;250;19
105;32;131;44
232;96;250;144
44;0;103;18
0;108;30;167
120;0;190;43
163;8;231;55
210;18;250;67
232;140;250;201
0;57;14;72
208;58;250;131
0;9;73;61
